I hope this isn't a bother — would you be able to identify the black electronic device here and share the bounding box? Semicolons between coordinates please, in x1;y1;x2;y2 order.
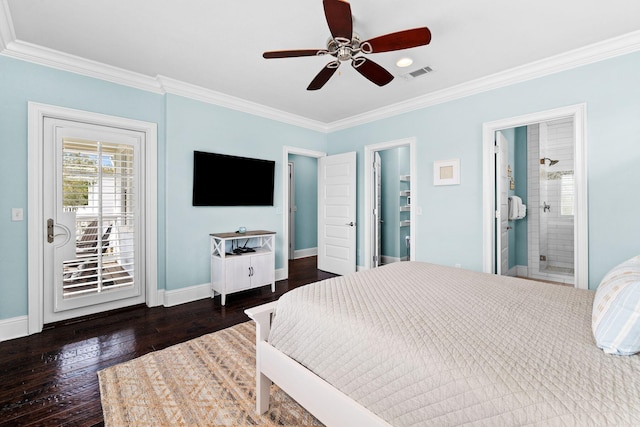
232;247;256;254
192;151;275;206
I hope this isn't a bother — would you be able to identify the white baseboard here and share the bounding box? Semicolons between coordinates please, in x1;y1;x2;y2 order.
2;268;290;341
163;268;286;307
294;248;317;259
163;283;212;307
0;315;29;342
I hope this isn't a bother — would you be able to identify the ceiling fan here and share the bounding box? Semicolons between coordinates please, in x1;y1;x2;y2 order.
263;0;431;90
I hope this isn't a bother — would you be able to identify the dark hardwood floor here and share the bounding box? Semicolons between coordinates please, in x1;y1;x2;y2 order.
0;256;336;427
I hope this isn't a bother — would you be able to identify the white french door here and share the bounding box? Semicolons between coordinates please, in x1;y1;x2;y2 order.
42;118;145;323
317;152;357;276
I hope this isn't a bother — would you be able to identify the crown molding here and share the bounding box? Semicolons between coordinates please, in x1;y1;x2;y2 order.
0;0;15;51
157;76;329;133
2;40;164;93
2;0;639;136
326;29;640;132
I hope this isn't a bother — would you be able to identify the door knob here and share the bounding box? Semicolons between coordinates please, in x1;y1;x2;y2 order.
346;222;355;226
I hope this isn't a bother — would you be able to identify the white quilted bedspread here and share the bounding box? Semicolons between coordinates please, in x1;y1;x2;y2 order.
268;262;640;426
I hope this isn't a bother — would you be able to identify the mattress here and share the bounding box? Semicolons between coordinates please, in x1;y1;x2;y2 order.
268;262;640;426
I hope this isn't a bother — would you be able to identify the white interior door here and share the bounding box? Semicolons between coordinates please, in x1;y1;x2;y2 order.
318;152;357;275
372;152;382;268
496;131;509;275
43;118;145;323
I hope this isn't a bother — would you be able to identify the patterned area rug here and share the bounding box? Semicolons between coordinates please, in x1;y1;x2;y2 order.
98;321;322;426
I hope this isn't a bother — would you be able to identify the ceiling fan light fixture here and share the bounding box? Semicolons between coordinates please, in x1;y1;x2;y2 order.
396;57;413;68
262;0;431;90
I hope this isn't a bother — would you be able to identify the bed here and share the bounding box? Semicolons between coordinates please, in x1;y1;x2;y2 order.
244;261;640;426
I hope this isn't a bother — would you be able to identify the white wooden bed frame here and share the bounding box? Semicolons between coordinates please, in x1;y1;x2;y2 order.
245;302;391;427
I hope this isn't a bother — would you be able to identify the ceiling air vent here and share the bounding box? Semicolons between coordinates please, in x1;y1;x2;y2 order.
401;66;433;81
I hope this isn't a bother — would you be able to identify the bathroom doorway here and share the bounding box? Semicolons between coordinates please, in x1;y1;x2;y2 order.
496;119;576;285
482;104;588;289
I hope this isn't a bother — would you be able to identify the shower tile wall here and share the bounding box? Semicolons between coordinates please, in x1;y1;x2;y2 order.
527;118;575;284
545;118;574;273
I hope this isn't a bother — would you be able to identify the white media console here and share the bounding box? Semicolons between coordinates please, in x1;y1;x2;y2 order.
210;230;276;306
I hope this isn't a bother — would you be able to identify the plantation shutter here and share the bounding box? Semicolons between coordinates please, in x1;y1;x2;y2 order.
61;138;136;298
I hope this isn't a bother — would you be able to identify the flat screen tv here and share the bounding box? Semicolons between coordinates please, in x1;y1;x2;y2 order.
192;151;275;206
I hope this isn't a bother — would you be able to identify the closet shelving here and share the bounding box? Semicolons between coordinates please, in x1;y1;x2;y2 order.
400;175;411;227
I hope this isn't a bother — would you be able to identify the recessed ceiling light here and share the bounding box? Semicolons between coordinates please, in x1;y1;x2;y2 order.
396;57;413;68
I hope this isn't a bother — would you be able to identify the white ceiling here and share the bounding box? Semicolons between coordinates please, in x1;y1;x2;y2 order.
3;0;640;126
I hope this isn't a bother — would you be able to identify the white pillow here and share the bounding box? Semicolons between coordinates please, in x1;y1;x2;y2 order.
592;255;640;356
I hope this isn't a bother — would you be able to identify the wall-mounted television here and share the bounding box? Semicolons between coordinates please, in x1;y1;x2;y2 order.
192;151;275;206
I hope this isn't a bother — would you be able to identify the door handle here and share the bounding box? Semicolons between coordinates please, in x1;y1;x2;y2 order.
47;218;54;243
345;222;355;226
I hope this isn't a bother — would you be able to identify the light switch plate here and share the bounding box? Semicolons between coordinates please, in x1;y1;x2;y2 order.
12;208;24;221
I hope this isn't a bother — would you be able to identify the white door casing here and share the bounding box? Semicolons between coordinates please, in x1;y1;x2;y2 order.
482;104;588;289
318;151;357;276
363;138;417;271
28;103;158;334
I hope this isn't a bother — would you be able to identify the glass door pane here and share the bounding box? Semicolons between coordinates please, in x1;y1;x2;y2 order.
61;138;136;298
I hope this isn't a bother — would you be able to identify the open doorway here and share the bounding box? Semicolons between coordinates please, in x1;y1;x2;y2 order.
482;104;588;289
282;147;357;278
373;148;411;266
496;119;577;286
287;155;319;260
364;138;417;270
282;147;325;280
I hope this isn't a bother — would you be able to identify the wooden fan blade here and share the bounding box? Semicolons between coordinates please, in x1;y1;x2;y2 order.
362;27;431;53
263;49;325;59
351;57;394;86
307;62;340;90
323;0;353;41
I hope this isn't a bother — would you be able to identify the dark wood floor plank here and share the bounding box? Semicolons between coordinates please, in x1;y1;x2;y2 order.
0;257;335;427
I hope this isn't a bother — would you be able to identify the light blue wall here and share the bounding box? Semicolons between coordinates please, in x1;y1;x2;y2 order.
0;57;326;320
164;95;326;290
0;56;166;320
327;51;640;290
288;154;318;251
2;49;640;322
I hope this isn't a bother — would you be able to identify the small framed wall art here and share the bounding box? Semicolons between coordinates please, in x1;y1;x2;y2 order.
433;158;460;186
